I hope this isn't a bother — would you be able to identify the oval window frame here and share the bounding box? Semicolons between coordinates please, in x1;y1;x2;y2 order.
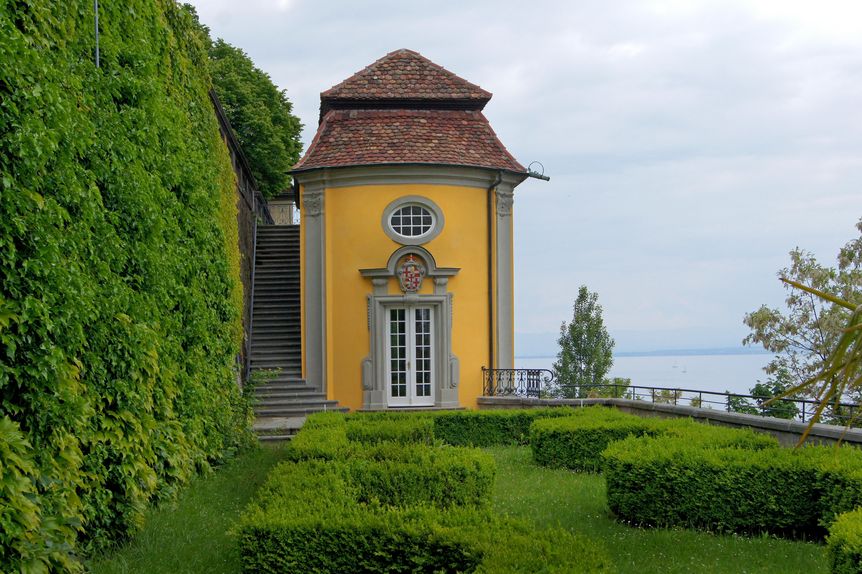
382;196;445;245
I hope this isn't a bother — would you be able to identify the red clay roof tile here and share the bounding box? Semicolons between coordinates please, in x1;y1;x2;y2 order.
321;49;491;106
295;50;525;174
293;109;525;173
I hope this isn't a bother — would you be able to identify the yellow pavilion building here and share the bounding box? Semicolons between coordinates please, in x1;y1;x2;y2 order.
289;49;530;411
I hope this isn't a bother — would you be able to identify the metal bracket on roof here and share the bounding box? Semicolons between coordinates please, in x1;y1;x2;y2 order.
527;161;549;181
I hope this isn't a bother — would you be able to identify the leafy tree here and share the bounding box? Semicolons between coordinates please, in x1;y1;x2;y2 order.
744;219;862;405
726;366;800;420
651;388;683;405
586;377;631;398
552;286;615;398
183;5;303;199
773;277;862;439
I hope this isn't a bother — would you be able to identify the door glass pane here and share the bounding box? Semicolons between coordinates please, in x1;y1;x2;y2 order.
390;309;407;398
414;308;432;398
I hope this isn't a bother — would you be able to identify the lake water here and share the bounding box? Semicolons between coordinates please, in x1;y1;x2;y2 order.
515;353;772;396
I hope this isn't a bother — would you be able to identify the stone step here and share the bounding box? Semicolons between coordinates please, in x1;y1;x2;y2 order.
253;288;300;294
250;332;300;340
255;397;325;408
253;259;299;265
255;397;334;409
251;337;300;346
251;345;300;354
252;308;300;315
252;309;300;317
253;276;297;282
254;389;324;399
251;360;302;369
251;354;301;363
253;272;298;278
253;285;300;292
255;245;299;251
249;381;305;390
253;300;301;307
252;322;300;329
257;226;299;233
253;314;301;322
249;341;300;351
250;353;301;362
254;405;348;418
251;375;305;385
254;257;298;263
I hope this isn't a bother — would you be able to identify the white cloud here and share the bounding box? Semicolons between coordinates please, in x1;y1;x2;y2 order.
187;0;862;351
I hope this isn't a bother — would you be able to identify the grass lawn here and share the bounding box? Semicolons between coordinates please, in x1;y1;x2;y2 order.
88;444;290;574
490;446;828;574
89;442;829;573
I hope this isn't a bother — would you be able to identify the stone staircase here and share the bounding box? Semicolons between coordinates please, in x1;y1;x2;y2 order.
249;225;345;420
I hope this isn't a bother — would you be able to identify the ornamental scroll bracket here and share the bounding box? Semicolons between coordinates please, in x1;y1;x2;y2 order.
495;188;514;217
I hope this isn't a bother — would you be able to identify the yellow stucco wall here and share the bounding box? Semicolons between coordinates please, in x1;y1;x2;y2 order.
304;182;492;411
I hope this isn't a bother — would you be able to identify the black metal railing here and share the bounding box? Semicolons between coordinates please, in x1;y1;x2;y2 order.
482;367;555;398
480;370;860;426
254;189;274;225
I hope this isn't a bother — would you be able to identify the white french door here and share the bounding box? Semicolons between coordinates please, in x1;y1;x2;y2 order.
386;306;435;406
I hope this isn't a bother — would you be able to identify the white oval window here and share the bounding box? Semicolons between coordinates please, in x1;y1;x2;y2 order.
382;196;444;245
390;204;434;238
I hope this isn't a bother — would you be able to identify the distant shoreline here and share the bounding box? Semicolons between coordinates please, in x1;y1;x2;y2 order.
516;347;771;359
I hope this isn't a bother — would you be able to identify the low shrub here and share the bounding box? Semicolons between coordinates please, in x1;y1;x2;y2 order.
433;408;574;447
603;434;862;539
828;508;862;574
286;412;436;461
530;408;662;471
346;415;436;445
285;415;350;462
349;444;495;509
531;408;780;472
238;458;612;573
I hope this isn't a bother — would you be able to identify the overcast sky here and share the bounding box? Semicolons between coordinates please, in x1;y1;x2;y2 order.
188;0;862;354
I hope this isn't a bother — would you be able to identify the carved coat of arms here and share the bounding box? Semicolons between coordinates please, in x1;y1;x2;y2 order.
398;255;426;293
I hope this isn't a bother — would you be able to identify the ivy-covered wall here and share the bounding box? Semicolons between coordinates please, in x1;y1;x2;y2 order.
0;1;252;569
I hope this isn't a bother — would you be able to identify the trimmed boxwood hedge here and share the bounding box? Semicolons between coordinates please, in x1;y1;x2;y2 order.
242;411;613;572
238;458;612;573
1;0;252;566
531;408;779;472
287;412;437;461
603;433;862;539
432;408;575;447
347;415;436;445
829;509;862;574
290;409;578;460
530;407;663;471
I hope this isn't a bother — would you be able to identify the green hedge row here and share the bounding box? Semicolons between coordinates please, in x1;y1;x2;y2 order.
530;408;662;471
238;457;611;573
347;415;436;445
1;0;251;567
286;413;494;506
289;409;576;460
240;411;613;572
829;509;862;574
530;408;778;472
432;408;575;446
603;434;862;538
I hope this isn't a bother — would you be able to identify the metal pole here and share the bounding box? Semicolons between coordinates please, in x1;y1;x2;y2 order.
94;0;100;68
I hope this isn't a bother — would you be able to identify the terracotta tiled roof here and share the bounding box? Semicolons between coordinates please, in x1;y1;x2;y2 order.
321;49;491;108
292;109;525;173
